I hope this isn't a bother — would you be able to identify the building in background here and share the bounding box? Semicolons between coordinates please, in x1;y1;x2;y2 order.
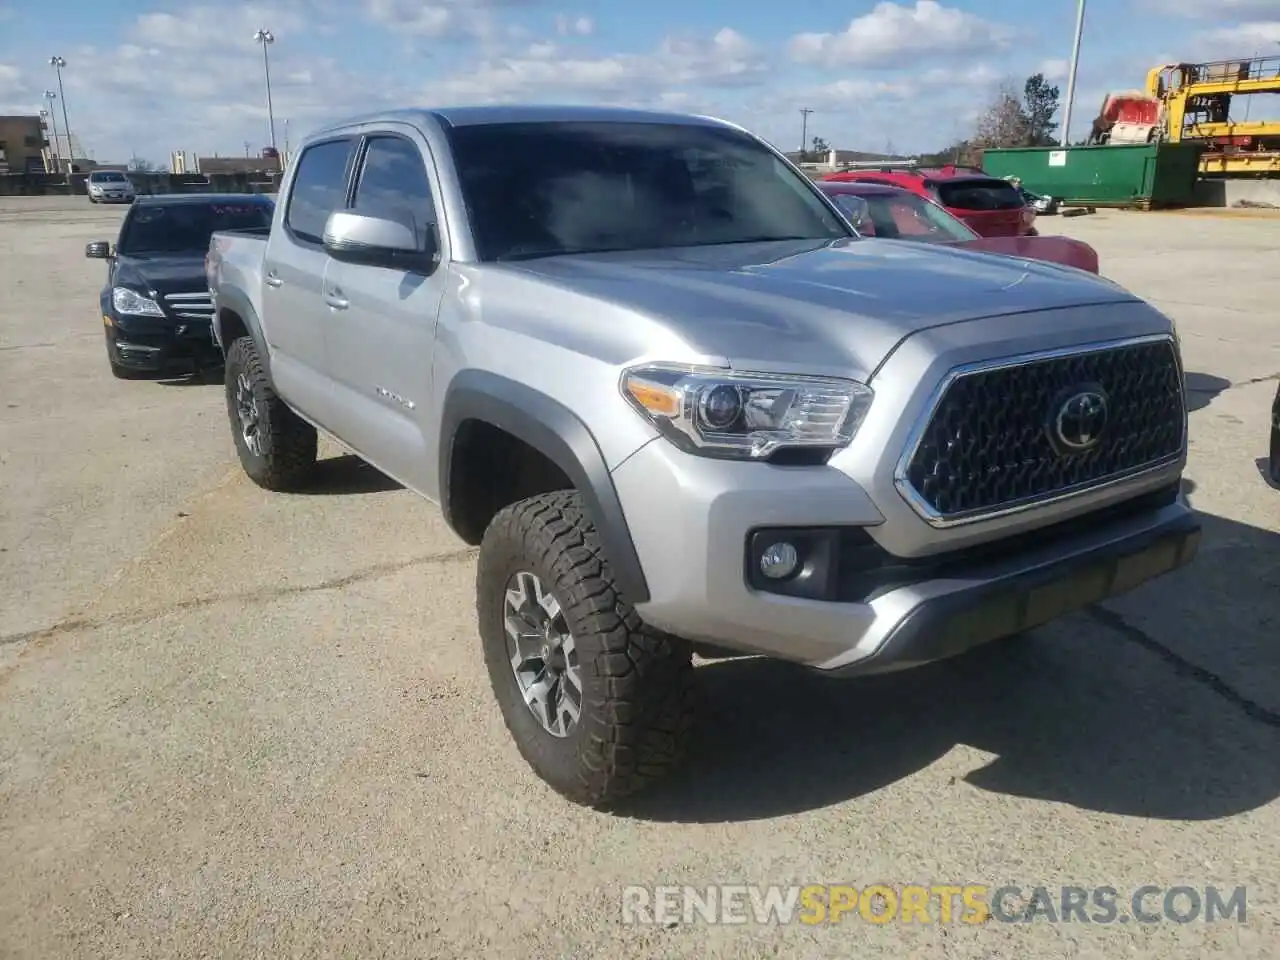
0;115;51;174
190;148;282;176
46;131;94;171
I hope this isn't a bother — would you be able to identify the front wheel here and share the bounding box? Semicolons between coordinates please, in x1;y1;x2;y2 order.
476;490;695;807
223;336;317;491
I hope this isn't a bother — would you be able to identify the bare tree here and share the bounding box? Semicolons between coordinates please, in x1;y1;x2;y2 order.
971;80;1031;149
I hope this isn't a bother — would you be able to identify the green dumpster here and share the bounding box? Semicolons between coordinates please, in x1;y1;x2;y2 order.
980;143;1204;209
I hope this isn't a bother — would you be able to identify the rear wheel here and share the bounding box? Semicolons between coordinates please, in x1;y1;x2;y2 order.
477;490;695;807
223;336;317;491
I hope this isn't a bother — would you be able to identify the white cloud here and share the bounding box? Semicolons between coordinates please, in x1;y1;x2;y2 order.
555;13;594;36
365;0;538;40
1139;0;1280;17
1038;58;1069;82
1203;19;1280;47
421;27;767;102
788;1;1015;68
133;2;314;50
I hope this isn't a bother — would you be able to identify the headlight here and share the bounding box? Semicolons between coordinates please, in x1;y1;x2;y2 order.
620;363;874;460
112;286;165;317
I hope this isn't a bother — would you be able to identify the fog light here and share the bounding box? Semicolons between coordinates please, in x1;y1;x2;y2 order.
759;541;799;579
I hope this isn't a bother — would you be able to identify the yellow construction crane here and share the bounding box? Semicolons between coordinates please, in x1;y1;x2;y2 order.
1091;55;1280;176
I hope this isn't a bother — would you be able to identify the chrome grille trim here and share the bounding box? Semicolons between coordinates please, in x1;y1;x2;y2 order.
893;333;1187;529
163;290;215;320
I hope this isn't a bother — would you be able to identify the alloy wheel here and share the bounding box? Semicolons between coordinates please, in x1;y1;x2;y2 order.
234;372;263;457
503;571;582;738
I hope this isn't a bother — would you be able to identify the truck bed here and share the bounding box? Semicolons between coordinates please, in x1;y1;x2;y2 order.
207;229;270;343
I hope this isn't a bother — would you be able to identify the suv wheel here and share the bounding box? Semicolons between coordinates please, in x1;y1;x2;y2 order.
477;490;695;807
223;336;317;491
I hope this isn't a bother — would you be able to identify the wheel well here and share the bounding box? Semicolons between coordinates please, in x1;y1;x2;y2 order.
219;308;249;346
447;419;574;544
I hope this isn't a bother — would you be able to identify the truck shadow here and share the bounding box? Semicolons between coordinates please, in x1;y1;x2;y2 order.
618;507;1280;824
292;454;403;495
1184;372;1231;413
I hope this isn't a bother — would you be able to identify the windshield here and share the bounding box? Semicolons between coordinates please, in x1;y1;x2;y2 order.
934;178;1024;211
445;121;850;261
117;200;274;256
91;172;127;183
827;190;977;243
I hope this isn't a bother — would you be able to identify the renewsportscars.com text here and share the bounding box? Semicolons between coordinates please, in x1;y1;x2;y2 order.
621;884;1247;926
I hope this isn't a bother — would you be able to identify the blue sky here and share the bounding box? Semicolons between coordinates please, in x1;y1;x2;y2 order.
2;0;1278;165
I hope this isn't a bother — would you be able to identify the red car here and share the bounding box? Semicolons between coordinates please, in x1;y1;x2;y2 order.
823;165;1036;238
816;181;1100;274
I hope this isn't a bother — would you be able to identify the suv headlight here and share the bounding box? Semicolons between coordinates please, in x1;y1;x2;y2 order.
112;286;165;317
621;363;873;461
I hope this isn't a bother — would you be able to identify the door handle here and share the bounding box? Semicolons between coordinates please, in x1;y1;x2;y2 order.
264;271;283;288
324;291;349;310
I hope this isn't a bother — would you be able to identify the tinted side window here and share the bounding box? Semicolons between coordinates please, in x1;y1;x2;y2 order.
352;137;436;249
285;138;355;243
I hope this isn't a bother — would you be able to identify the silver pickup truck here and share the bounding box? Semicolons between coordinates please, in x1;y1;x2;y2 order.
207;105;1200;808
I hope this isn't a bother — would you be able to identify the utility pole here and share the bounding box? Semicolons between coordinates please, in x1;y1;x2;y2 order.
49;57;73;175
799;108;814;155
254;30;278;150
1060;0;1087;147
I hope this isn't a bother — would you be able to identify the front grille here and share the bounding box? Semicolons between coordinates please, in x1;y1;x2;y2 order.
163;291;214;320
899;338;1185;524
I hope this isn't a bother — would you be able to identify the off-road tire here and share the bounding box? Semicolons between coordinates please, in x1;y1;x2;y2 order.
223;335;317;491
477;490;695;808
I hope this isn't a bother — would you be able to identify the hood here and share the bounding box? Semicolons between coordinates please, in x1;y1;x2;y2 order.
114;254;209;296
502;237;1138;379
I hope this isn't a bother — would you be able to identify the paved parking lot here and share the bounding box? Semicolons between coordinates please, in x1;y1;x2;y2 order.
1;196;1277;959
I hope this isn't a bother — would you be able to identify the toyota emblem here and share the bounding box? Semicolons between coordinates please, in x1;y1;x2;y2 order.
1050;387;1109;453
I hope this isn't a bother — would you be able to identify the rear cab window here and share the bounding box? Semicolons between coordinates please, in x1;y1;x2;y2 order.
284;138;357;244
933;178;1024;211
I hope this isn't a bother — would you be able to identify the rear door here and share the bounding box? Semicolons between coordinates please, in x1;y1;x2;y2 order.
318;128;449;492
931;177;1027;237
261;135;357;425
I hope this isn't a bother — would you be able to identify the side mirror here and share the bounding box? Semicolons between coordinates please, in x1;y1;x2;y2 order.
322;211;438;273
85;240;112;259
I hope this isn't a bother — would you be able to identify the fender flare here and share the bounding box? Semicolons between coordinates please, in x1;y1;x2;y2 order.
212;286;272;380
439;370;651;605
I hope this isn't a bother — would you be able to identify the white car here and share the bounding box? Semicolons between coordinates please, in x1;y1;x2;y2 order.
86;171;136;204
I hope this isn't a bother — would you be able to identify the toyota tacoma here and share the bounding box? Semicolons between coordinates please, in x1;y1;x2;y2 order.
206;106;1200;808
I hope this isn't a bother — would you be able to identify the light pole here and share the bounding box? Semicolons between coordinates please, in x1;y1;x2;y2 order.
254;29;278;150
41;92;60;172
799;107;813;155
1060;0;1087;148
49;56;73;174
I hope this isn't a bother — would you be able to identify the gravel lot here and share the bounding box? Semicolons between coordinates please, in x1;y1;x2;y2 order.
1;196;1277;959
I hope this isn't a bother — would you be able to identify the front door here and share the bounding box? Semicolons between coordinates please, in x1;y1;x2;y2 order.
320;129;448;493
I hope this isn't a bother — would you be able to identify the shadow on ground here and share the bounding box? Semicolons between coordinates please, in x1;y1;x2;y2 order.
292;454;403;495
153;366;225;388
1184;372;1231;413
618;508;1280;825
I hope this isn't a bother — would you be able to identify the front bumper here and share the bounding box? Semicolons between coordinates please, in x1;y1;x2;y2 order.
90;192;134;203
106;315;223;373
613;438;1199;676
